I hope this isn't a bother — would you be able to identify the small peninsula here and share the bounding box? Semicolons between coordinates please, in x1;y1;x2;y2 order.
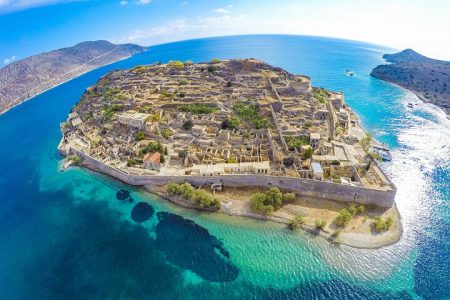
59;59;401;248
371;49;450;115
0;40;146;114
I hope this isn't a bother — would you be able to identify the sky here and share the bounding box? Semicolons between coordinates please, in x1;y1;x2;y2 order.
1;0;449;65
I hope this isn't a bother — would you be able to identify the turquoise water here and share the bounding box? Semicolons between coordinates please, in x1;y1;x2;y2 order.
0;35;448;299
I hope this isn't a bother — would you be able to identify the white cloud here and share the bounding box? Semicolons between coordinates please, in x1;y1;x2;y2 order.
212;7;230;14
119;0;152;6
3;55;16;65
120;15;253;46
118;0;450;60
0;0;79;13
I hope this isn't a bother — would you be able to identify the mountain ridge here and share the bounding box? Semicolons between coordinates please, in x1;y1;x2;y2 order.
0;40;147;114
371;49;450;114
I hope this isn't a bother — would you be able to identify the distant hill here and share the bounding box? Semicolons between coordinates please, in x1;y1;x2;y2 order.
0;40;147;114
371;49;450;114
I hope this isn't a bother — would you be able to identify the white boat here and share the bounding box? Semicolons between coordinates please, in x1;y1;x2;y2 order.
372;145;392;161
345;69;355;76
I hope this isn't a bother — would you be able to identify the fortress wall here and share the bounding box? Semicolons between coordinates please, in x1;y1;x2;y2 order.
71;148;395;208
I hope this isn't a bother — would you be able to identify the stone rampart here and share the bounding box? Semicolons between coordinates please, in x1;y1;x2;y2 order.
69;148;395;208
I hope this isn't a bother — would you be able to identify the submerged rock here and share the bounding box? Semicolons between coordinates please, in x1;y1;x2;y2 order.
116;189;130;201
131;202;154;222
155;212;239;282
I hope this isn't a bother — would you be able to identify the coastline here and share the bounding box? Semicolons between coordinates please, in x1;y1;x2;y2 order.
0;54;136;117
371;72;450;119
145;185;402;250
62;151;401;249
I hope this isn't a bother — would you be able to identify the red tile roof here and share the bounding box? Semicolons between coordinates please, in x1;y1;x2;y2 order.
144;152;161;164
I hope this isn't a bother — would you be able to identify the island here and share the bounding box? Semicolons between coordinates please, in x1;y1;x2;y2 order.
371;49;450;115
58;58;401;248
0;40;146;115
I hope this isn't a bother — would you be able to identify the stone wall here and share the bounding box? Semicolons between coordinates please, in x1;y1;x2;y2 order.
69;147;395;208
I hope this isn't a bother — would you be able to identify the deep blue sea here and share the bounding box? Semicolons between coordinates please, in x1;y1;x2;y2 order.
0;35;448;300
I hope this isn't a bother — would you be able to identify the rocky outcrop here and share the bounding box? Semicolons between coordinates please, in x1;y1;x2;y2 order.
371;49;450;114
0;40;146;114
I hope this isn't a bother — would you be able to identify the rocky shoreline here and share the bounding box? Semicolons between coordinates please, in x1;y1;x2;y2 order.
371;49;450;116
145;185;402;249
0;40;146;115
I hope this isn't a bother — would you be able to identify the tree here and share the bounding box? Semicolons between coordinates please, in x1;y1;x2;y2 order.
178;182;195;200
178;150;188;159
265;187;283;210
283;156;294;167
282;192;296;204
250;193;274;214
135;131;145;141
182;120;193;130
303;147;313;159
166;182;180;195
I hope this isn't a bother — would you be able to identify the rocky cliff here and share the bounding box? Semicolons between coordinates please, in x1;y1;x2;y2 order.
371;49;450;114
0;40;146;114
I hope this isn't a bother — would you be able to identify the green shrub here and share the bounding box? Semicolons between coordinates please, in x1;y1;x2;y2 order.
233;103;268;129
315;219;327;230
303;147;313;159
69;155;82;164
250;193;274;214
373;216;393;232
180;104;217;114
102;104;123;121
357;205;366;213
221;116;241;130
127;159;137;167
178;182;195;200
289;215;304;230
313;88;329;103
211;58;221;64
249;187;296;214
192;189;220;210
168;60;184;69
143;141;164;154
332;230;341;238
160;128;173;139
335;209;353;227
207;65;217;73
166;182;180;195
165;182;220;210
284;136;309;151
178;150;188;159
282;192;296;203
182;120;194;130
135;131;145;141
283;156;294;167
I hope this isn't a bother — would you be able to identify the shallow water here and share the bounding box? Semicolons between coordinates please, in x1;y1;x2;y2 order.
0;35;448;299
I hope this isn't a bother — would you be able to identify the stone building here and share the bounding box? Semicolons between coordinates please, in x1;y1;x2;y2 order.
117;111;149;129
143;152;161;170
